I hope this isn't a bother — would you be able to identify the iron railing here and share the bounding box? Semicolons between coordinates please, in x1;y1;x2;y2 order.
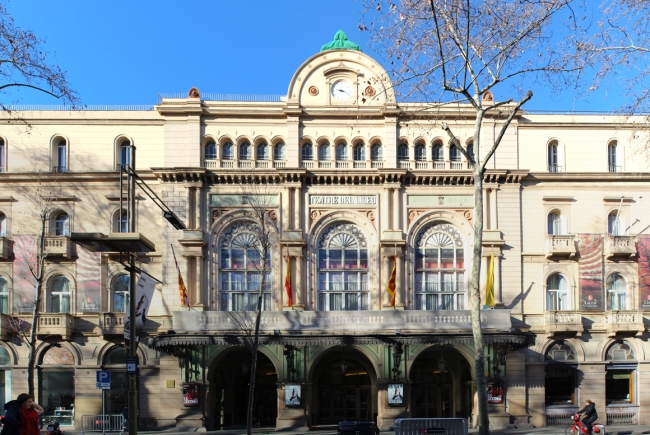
5;105;154;111
158;93;286;103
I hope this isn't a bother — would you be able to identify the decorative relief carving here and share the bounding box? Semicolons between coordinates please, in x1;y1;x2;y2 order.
457;209;473;223
364;86;376;97
308;86;319;96
408;209;427;227
365;210;376;225
266;210;278;225
212;209;230;222
188;87;201;98
310;209;323;224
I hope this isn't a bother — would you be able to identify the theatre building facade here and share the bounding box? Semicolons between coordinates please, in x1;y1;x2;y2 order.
1;37;650;430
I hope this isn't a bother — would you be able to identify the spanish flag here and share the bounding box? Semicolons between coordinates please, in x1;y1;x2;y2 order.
484;253;495;308
386;255;397;308
171;245;190;309
285;247;293;308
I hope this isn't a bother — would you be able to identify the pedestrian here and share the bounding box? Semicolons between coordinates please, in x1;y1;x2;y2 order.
1;393;44;435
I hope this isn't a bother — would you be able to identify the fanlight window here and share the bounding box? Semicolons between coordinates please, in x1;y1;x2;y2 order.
545;341;577;362
302;143;314;161
220;223;271;311
414;223;466;310
606;341;636;361
318;223;368;311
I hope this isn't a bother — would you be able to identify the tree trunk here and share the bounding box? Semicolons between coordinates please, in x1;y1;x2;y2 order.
28;217;47;397
471;164;489;435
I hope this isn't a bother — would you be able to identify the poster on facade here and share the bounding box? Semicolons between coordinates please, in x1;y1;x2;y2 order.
638;235;650;309
182;383;200;407
76;245;101;312
123;271;156;342
285;385;301;406
487;380;503;404
387;384;404;405
11;235;37;313
578;234;603;310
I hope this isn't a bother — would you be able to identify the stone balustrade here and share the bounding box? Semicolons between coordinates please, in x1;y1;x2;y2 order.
44;236;73;258
604;235;636;258
605;310;644;337
545;310;583;336
545;235;577;258
37;313;75;339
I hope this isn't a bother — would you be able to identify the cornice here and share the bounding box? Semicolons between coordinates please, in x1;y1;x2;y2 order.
526;172;650;182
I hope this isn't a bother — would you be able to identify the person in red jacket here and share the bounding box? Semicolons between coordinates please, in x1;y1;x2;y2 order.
1;394;44;435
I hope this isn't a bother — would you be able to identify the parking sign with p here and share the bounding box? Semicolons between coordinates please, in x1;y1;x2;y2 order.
96;370;111;389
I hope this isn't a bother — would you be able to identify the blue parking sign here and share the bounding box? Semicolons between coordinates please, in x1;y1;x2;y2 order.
96;370;111;389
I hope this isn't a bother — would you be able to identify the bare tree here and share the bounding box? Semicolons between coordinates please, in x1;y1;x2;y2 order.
363;2;588;433
222;170;279;435
11;172;67;396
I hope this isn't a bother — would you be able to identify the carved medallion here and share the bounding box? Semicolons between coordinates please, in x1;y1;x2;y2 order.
364;86;376;97
308;86;319;96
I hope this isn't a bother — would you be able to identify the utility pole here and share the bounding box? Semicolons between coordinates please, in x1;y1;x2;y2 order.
127;145;138;435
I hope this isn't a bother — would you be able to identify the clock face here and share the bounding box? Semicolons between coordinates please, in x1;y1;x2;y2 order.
331;81;353;101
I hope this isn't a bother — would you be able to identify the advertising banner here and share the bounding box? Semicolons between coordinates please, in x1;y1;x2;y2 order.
76;245;101;312
578;234;604;310
183;383;200;407
487;380;503;404
12;235;37;313
638;235;650;309
285;385;301;406
124;271;156;342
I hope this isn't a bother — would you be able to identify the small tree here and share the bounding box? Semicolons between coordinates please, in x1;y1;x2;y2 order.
363;2;588;433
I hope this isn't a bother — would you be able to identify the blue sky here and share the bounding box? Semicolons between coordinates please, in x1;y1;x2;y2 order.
5;0;625;111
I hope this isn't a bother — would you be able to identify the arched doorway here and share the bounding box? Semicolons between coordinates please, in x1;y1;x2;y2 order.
313;351;375;425
211;350;278;429
410;346;472;420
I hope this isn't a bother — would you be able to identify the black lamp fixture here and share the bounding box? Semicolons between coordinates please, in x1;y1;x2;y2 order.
392;344;403;380
438;345;446;373
340;358;349;376
284;345;297;381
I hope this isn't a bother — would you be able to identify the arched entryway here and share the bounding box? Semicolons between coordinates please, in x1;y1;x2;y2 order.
410;346;473;420
312;349;376;425
210;350;278;429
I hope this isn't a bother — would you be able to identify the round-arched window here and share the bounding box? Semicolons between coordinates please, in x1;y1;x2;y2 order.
302;143;313;161
414;223;465;310
432;143;443;162
318;223;368;311
0;276;8;314
113;275;130;312
0;346;10;365
49;276;71;313
547;273;569;311
606;341;636;361
606;273;627;310
105;346;127;365
205;141;217;160
545;340;577;362
370;143;383;162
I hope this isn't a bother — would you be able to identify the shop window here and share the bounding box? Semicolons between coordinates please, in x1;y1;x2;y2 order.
432;143;443;162
274;143;286;161
0;212;6;236
40;371;75;426
48;276;71;313
397;143;408;161
414;223;466;310
319;143;331;161
353;143;365;161
449;145;461;162
547;273;569;311
335;143;348;161
257;143;270;161
605;341;637;405
414;143;426;161
222;142;234;160
607;274;627;310
239;142;252;160
219;223;271;311
545;341;577;405
0;277;8;314
53;212;70;236
370;143;382;161
547;211;565;235
317;223;369;311
113;275;130;313
104;346;128;414
302;143;313;161
204;141;217;161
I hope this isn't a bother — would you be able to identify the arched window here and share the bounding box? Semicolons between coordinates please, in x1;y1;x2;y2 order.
220;223;272;311
113;275;130;312
0;346;10;365
53;212;70;236
40;346;75;423
319;143;331;161
302;143;314;161
548;141;560;172
607;273;627;310
353;143;365;161
113;209;127;233
0;138;6;172
606;341;636;361
49;276;71;313
239;142;252;160
222;142;234;160
335;143;348;161
547;211;564;235
547;273;569;310
257;143;270;161
414;223;466;310
119;139;132;167
414;143;426;161
54;139;67;173
608;211;624;236
397;143;409;161
370;143;383;161
449;145;461;162
274;143;286;161
0;276;8;314
544;340;577;405
105;346;127;365
318;223;368;311
432;143;443;162
545;340;577;362
608;141;620;172
466;140;475;162
204;141;217;160
0;212;6;236
605;341;636;405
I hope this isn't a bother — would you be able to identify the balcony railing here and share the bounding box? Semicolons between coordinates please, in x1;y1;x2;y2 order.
318;161;332;169
605;311;644;337
450;161;464;170
398;160;411;169
101;312;126;336
44;236;73;258
604;235;636;258
274;161;286;168
545;235;577;258
52;166;67;173
433;161;445;169
545;310;583;336
335;161;349;169
353;161;367;169
609;165;623;173
548;165;563;173
38;313;75;340
203;159;218;169
256;160;271;168
301;161;314;169
220;160;234;168
0;236;11;260
414;161;429;169
238;160;253;169
371;161;384;168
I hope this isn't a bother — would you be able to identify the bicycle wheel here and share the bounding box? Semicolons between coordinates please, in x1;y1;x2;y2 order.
566;424;577;435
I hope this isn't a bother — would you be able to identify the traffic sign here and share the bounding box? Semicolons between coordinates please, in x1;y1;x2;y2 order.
96;370;111;389
126;356;138;374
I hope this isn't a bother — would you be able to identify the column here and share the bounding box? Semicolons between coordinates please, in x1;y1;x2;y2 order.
491;188;498;229
186;186;195;229
295;253;304;308
485;188;492;230
287;187;295;230
392;187;400;230
294;186;302;230
383;188;393;231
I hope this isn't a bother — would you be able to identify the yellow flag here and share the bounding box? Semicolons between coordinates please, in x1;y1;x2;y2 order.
485;253;495;307
386;256;397;307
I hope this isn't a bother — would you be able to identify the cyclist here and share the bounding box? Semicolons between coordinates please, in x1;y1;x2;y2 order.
578;400;598;435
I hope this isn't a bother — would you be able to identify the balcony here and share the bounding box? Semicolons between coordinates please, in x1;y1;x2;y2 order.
172;309;513;335
604;235;636;258
545;311;583;337
0;314;16;340
0;236;11;260
605;311;644;337
44;236;73;258
545;235;577;258
101;312;126;336
37;313;75;340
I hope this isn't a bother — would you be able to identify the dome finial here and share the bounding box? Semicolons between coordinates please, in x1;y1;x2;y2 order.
320;30;362;52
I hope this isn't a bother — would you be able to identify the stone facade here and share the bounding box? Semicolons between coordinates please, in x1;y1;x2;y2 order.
0;47;649;430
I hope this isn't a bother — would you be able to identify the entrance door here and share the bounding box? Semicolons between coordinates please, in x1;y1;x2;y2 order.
412;385;452;418
410;356;458;419
316;358;372;425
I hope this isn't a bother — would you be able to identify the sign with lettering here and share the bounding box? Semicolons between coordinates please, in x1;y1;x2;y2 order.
309;195;377;206
407;195;473;208
210;194;279;207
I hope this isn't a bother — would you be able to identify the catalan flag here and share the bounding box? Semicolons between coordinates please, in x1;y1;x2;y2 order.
171;245;190;309
285;247;293;308
484;253;495;308
386;255;397;308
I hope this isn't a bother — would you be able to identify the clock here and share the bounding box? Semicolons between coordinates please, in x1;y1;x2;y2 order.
331;81;353;101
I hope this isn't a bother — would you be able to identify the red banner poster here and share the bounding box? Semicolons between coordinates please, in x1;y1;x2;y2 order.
487;380;503;404
12;235;37;313
638;235;650;309
578;234;603;310
76;245;101;312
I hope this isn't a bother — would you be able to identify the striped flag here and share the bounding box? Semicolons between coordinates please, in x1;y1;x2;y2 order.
484;253;495;308
386;255;397;308
171;245;190;309
285;247;293;308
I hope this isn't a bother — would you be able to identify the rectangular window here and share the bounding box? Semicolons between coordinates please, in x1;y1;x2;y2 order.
545;368;576;405
40;371;75;425
606;369;635;405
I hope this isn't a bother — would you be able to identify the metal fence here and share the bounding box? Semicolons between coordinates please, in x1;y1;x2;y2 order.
4;105;154;111
394;418;468;435
158;93;286;103
80;414;125;435
546;414;573;426
607;412;637;425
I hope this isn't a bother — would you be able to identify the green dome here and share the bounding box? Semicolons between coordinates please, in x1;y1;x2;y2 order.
320;30;362;52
